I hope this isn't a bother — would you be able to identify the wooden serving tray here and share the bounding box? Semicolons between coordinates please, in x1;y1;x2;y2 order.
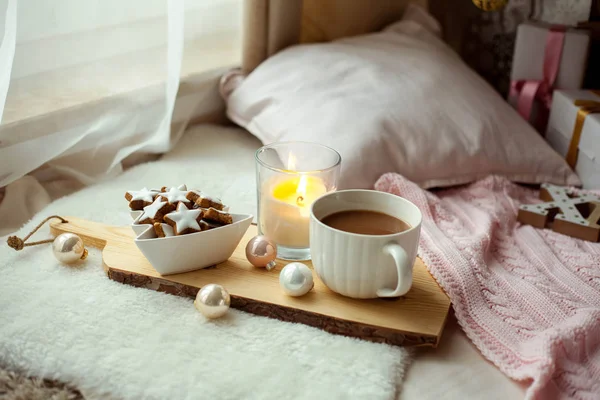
50;217;451;347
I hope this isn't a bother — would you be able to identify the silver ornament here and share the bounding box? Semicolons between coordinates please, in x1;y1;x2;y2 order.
279;262;314;297
194;284;231;319
245;235;277;270
52;233;88;264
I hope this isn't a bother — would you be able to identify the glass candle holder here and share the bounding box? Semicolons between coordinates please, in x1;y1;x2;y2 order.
255;142;341;261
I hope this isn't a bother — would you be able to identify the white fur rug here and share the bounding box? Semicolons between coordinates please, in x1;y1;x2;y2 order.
0;125;411;400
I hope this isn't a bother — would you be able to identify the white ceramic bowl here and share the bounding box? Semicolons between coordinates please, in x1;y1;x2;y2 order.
130;212;253;275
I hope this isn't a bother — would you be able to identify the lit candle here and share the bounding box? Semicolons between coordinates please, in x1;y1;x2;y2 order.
260;172;327;249
256;145;340;260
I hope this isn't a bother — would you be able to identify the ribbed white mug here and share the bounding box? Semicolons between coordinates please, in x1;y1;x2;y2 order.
310;190;422;299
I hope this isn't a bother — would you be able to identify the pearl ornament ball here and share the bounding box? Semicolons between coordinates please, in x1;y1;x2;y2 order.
245;235;277;270
194;284;231;319
279;262;314;297
52;233;88;264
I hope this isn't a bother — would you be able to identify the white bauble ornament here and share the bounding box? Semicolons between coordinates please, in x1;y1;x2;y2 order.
279;262;314;297
194;284;231;319
52;233;88;264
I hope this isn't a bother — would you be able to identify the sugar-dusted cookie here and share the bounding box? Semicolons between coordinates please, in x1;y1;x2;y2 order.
159;184;191;208
164;203;204;235
199;220;210;231
201;220;225;230
186;189;202;204
194;195;225;211
125;187;159;210
154;222;175;238
202;207;233;225
138;197;175;225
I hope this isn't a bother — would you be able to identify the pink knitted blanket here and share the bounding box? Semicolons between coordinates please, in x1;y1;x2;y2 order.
375;174;600;400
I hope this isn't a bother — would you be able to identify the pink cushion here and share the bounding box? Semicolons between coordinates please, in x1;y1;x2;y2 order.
226;18;580;189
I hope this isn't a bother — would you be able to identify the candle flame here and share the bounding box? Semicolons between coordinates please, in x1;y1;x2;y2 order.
287;154;297;171
296;175;308;207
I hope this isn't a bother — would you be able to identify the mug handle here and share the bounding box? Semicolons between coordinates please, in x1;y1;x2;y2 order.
376;243;413;298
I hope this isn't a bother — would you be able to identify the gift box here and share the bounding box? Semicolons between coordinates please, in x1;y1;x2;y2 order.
509;22;591;132
546;90;600;189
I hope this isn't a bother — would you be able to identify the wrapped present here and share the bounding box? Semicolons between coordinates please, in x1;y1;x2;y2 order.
509;21;590;132
546;90;600;189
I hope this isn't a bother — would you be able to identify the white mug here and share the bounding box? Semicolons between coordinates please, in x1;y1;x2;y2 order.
309;190;422;299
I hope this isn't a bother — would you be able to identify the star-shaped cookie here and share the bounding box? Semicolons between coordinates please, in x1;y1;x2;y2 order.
138;197;175;225
164;203;204;235
125;187;159;210
159;184;192;208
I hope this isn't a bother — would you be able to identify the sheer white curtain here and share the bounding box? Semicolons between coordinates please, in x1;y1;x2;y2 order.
0;0;241;233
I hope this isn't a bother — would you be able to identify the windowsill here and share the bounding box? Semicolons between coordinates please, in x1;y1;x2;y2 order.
2;31;241;129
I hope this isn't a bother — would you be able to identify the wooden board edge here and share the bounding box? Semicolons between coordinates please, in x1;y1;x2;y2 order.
50;220;111;249
435;300;451;346
106;266;440;348
422;272;451;344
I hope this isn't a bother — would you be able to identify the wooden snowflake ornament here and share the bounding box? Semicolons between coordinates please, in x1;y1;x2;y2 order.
517;183;600;242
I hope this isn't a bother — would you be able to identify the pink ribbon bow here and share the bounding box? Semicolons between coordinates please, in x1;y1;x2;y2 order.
510;25;566;133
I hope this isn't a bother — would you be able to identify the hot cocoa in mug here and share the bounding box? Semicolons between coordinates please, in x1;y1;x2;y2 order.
310;190;422;299
320;210;411;236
